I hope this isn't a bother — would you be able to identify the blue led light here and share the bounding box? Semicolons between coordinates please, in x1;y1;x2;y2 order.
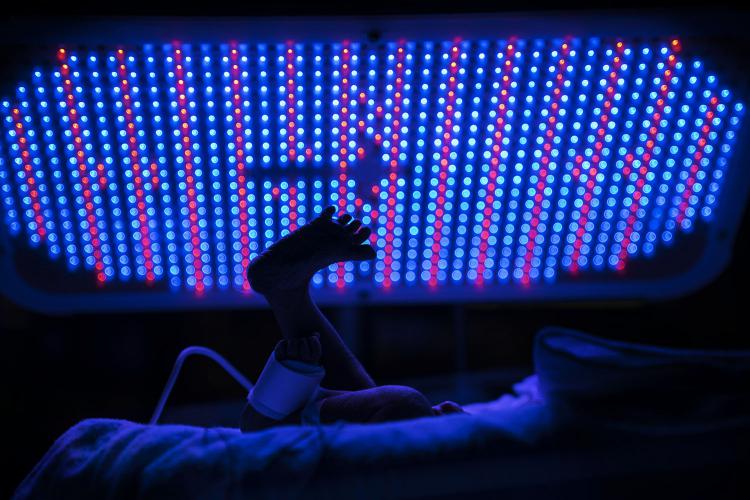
0;37;745;302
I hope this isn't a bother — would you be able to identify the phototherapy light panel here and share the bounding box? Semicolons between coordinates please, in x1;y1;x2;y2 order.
0;14;748;311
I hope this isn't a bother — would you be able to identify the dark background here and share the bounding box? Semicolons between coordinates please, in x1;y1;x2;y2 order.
3;1;750;498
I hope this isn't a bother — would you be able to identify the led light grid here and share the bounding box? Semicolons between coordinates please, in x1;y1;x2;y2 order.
0;26;747;311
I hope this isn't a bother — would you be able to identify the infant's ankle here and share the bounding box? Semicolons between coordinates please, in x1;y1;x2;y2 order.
246;262;271;294
274;335;322;365
262;282;311;307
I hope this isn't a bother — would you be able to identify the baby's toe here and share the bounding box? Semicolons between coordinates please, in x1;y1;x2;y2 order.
346;220;362;233
348;243;376;261
313;206;336;224
352;227;371;244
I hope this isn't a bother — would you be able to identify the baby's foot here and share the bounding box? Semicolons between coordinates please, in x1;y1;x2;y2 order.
246;206;376;294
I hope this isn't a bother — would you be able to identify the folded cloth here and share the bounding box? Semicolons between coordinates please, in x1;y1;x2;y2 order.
16;327;750;499
14;405;552;500
462;375;543;415
534;327;750;434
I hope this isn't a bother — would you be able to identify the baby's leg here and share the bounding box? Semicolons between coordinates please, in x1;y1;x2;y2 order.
261;286;375;391
241;208;378;431
247;206;376;391
241;207;443;430
318;385;435;423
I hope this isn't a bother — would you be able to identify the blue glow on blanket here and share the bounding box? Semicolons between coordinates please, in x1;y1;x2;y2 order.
0;37;745;308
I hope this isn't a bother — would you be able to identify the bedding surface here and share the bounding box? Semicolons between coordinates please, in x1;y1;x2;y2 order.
535;327;750;434
14;328;750;499
14;404;551;499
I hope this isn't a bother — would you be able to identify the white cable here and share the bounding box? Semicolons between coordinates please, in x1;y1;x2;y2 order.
150;346;254;425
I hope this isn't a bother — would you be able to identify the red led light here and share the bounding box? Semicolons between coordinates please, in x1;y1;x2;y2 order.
229;46;252;291
58;51;107;284
116;49;156;283
287;186;300;231
476;43;517;285
616;44;679;269
334;45;354;287
10;108;47;241
676;95;720;225
427;44;463;287
380;43;408;288
521;41;571;285
569;42;625;273
285;45;298;162
172;47;205;293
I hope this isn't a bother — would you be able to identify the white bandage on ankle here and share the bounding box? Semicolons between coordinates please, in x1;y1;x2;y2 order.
248;352;325;420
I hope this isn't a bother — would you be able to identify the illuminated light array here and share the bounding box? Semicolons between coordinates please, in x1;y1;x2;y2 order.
568;41;626;273
85;54;124;280
258;45;272;171
7;107;49;243
0;154;18;234
451;41;488;283
202;45;224;289
587;42;652;271
4;85;63;258
310;45;325;171
425;43;464;287
113;49;159;282
379;43;409;287
225;46;253;290
0;38;744;300
169;46;209;293
143;45;180;289
519;42;575;285
261;180;275;255
359;43;378;236
614;43;680;270
440;44;476;286
287;184;300;231
228;45;260;289
473;42;518;285
557;39;614;273
675;94;721;227
333;44;354;288
282;45;303;165
640;60;697;254
498;43;546;283
360;44;379;278
18;82;63;260
57;49;110;283
702;90;745;219
403;43;434;285
280;45;304;231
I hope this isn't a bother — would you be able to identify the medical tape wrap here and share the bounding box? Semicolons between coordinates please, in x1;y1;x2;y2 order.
248;353;325;420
